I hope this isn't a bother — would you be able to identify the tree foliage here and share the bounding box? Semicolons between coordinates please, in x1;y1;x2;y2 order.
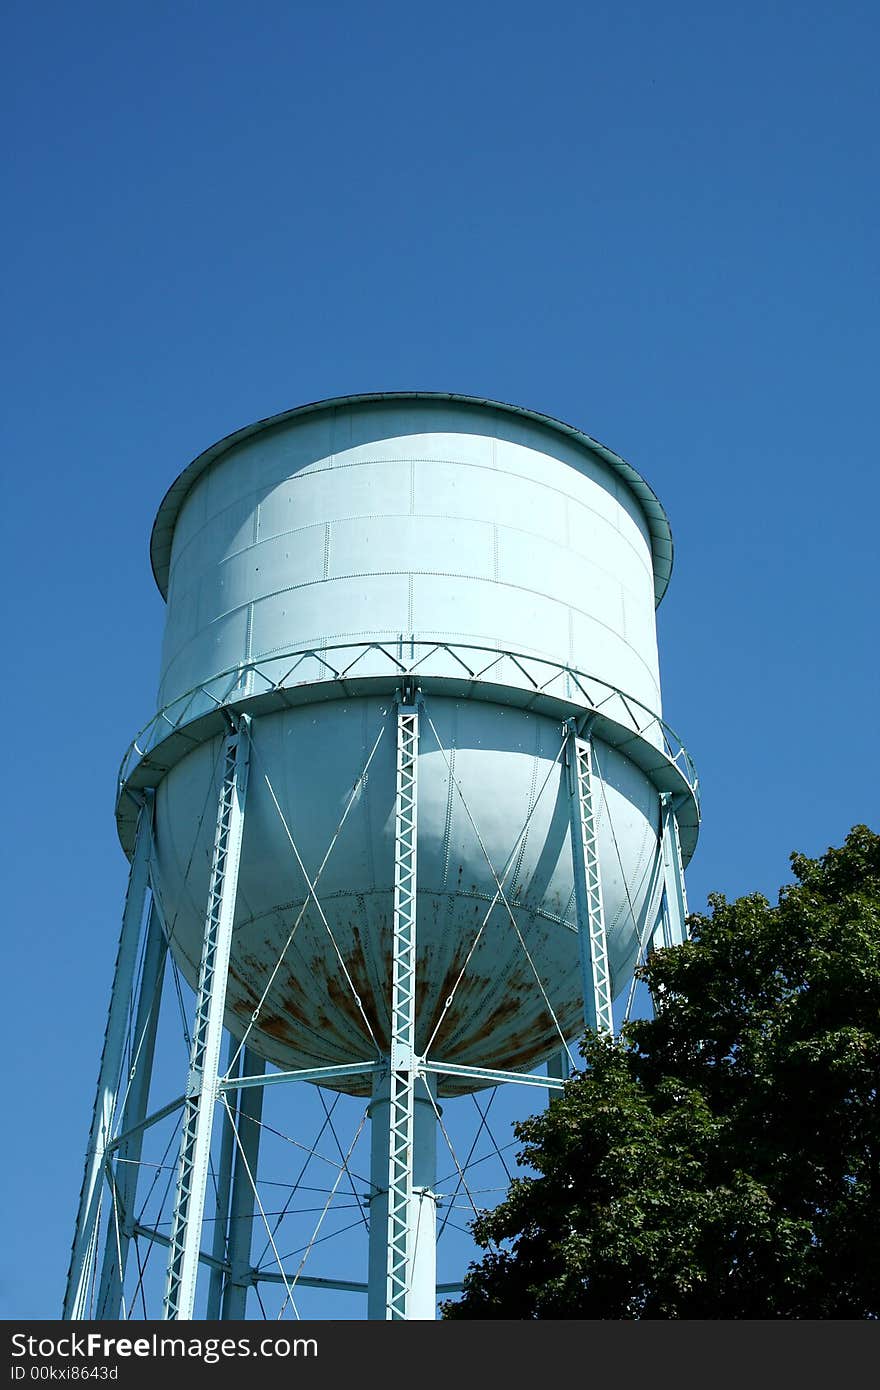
442;825;880;1318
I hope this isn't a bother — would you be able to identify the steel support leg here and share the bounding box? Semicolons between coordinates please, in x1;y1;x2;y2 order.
64;794;154;1319
96;900;168;1317
565;722;613;1034
377;690;420;1319
546;1048;570;1109
546;1049;571;1083
163;718;251;1320
656;792;689;948
205;1036;241;1319
368;1072;437;1320
221;1047;266;1320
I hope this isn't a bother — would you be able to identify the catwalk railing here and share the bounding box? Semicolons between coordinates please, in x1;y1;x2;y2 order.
117;639;699;816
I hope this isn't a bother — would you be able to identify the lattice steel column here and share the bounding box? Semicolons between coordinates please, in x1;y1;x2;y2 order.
63;793;154;1320
96;900;168;1317
657;791;689;948
369;1072;437;1320
384;688;420;1319
565;720;613;1034
163;716;251;1320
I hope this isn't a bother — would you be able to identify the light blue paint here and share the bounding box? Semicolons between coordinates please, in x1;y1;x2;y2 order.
135;396;698;1089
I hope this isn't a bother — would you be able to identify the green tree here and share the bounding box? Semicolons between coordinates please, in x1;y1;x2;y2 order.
442;825;880;1318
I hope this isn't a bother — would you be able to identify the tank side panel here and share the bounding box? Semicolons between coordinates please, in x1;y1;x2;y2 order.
157;402;661;718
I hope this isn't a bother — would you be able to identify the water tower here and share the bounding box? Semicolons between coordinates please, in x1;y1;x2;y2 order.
64;393;698;1321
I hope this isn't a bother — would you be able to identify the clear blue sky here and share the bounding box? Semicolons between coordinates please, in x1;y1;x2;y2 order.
2;1;877;1319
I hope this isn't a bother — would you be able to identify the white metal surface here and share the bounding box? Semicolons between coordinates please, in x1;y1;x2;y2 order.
156;399;663;720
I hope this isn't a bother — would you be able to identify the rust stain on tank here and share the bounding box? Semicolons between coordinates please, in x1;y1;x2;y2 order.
325;968;388;1050
475;993;524;1034
277;987;320;1030
222;883;574;1084
259;1012;296;1044
424;968;502;1053
227;962;260;1007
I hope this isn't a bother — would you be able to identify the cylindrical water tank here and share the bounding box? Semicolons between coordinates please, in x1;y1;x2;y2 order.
118;393;698;1093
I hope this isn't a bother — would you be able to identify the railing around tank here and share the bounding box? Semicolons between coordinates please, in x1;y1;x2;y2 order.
117;640;699;810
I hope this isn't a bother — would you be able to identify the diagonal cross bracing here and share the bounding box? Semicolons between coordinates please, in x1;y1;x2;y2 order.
163;717;250;1320
385;696;419;1319
226;723;386;1075
566;722;613;1034
423;712;575;1066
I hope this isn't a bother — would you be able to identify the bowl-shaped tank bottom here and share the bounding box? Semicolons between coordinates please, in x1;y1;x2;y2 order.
152;695;663;1093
